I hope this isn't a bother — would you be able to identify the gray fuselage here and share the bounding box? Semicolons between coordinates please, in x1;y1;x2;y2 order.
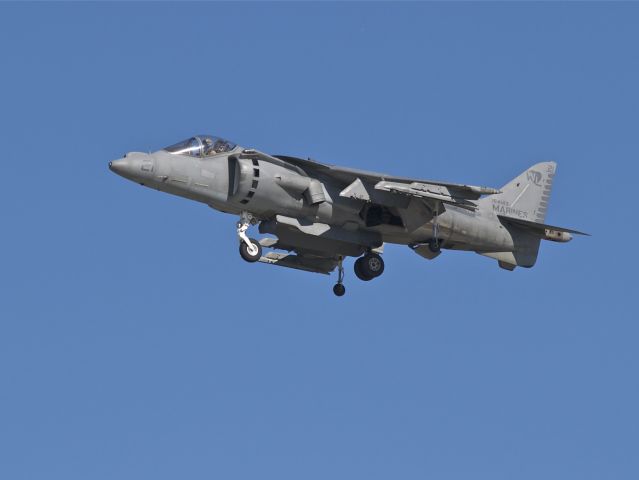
111;148;515;254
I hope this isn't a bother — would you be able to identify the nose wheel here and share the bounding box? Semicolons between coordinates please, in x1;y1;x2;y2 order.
237;211;262;263
239;237;262;262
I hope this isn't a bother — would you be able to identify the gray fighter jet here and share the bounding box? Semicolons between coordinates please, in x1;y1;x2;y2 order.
109;135;587;296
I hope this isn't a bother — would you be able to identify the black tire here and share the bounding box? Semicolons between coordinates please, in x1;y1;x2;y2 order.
428;239;441;253
333;283;346;296
239;238;262;262
359;253;385;278
354;257;374;281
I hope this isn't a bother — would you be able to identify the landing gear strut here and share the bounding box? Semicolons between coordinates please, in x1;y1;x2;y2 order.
333;257;346;296
237;211;262;262
354;252;385;281
429;204;442;253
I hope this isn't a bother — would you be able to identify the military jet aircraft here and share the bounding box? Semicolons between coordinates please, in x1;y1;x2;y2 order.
109;134;587;296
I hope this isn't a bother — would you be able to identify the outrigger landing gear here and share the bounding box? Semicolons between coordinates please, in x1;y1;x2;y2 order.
237;211;262;262
333;257;346;296
427;239;441;254
429;205;442;253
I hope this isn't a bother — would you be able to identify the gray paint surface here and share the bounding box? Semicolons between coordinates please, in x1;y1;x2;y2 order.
109;135;587;287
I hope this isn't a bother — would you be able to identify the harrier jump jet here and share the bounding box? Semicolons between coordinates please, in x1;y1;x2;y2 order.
109;135;587;296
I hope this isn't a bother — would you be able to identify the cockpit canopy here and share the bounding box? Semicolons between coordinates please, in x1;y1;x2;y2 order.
163;135;237;158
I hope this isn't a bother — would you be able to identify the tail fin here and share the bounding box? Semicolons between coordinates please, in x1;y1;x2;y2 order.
482;161;556;223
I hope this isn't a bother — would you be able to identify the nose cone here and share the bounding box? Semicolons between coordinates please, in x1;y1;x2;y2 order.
108;152;154;182
108;158;131;176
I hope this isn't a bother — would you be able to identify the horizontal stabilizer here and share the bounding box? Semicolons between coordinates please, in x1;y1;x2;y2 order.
498;215;589;236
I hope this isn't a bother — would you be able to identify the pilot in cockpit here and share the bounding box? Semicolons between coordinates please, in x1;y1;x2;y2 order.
213;138;228;153
202;137;216;156
201;137;230;156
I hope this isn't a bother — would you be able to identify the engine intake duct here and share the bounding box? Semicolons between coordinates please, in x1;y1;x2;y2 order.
275;174;326;205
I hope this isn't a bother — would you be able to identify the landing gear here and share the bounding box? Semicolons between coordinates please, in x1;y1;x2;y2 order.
429;205;442;253
333;257;346;296
239;237;262;262
237;211;261;263
354;252;384;281
354;258;373;281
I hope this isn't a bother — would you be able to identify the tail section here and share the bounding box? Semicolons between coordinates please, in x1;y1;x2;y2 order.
477;162;587;270
483;161;556;223
477;162;556;269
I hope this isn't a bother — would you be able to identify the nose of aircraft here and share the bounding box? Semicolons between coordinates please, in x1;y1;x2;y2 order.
108;158;131;175
108;152;154;181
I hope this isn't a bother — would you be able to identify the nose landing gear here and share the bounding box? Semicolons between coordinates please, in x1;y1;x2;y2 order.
239;238;262;262
237;211;262;262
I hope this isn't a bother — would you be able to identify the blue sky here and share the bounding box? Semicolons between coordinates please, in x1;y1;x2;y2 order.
0;3;637;479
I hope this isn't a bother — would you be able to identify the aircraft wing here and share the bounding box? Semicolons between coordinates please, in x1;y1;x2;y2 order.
244;149;501;215
271;153;501;200
372;180;481;211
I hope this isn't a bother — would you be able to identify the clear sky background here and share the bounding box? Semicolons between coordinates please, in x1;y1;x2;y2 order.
0;2;637;479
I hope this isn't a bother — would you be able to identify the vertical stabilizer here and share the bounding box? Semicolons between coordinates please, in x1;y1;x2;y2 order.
482;161;556;223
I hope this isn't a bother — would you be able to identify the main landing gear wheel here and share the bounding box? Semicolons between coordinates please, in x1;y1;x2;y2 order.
239;237;262;262
354;258;373;281
333;283;346;296
354;253;384;281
